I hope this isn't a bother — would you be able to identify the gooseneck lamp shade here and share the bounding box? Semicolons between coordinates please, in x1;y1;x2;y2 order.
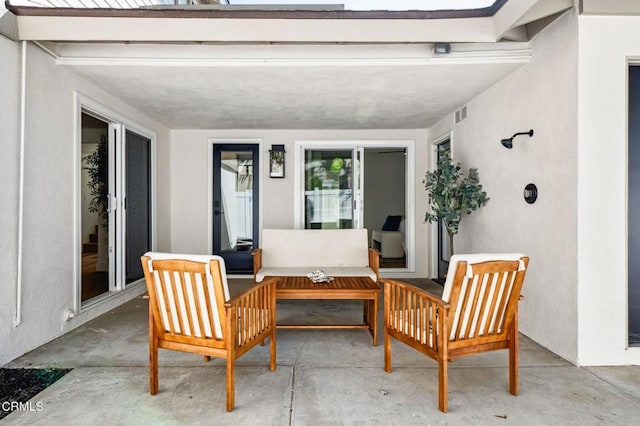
501;129;534;149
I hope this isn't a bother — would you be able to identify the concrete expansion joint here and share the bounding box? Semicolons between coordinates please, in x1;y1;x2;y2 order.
583;368;640;403
288;366;296;426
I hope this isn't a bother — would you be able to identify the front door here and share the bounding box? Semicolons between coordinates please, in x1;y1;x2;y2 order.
212;144;259;274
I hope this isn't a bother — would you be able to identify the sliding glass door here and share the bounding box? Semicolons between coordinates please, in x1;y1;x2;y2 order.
80;112;111;302
303;149;363;229
125;130;152;285
297;141;413;271
79;105;153;306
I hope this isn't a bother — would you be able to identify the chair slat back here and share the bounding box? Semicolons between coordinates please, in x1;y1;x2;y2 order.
142;254;229;341
446;257;528;342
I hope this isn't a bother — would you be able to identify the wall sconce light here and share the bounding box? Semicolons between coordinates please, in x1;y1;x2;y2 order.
269;144;285;178
501;129;534;149
434;42;451;55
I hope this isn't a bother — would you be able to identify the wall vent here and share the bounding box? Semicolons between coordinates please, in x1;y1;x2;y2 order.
455;106;467;124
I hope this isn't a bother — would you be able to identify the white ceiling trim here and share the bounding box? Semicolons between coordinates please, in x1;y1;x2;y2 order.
16;15;498;42
53;51;532;67
44;41;531;67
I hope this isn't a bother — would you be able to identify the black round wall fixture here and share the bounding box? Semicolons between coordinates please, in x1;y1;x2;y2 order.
524;183;538;204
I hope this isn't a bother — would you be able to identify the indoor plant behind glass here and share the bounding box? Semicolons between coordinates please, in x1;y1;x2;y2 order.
84;133;109;271
423;149;489;254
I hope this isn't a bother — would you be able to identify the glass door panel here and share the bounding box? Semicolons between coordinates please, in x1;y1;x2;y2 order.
304;150;354;229
80;112;111;303
629;65;640;346
124;130;152;285
213;144;259;274
436;140;452;282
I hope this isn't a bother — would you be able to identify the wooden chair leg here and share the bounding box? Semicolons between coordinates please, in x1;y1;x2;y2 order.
384;330;392;373
509;314;519;395
203;356;211;362
438;355;448;413
371;295;379;346
270;329;277;371
149;310;158;395
226;354;236;412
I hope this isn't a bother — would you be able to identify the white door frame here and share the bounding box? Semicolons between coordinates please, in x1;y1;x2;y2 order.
294;139;415;272
207;139;263;258
429;131;454;279
75;93;157;311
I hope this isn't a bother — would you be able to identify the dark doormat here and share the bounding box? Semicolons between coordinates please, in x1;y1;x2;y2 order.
0;368;71;420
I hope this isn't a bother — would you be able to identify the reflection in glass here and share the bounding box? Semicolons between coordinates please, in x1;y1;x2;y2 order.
220;152;254;251
80;112;110;302
304;150;353;229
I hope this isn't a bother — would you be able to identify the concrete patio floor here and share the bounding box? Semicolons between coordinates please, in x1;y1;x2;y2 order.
3;278;640;425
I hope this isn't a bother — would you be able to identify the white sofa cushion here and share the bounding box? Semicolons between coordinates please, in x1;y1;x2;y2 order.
441;253;527;341
442;253;526;302
143;252;230;339
261;228;370;268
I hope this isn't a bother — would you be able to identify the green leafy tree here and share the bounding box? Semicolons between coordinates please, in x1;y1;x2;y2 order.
423;149;489;252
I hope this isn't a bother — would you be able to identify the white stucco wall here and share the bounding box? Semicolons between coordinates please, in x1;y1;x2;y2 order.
429;10;579;362
0;37;171;365
0;36;21;362
577;15;640;365
169;129;429;278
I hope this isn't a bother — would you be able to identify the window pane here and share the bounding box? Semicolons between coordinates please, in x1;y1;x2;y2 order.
304;150;353;229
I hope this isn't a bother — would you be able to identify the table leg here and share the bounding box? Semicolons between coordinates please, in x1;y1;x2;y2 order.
371;294;379;346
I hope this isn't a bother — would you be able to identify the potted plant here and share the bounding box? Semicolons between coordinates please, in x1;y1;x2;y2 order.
423;149;489;253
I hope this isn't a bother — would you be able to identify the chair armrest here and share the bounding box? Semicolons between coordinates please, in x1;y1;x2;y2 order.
225;277;277;350
251;248;263;281
382;279;449;309
225;277;277;308
368;248;380;280
383;279;451;351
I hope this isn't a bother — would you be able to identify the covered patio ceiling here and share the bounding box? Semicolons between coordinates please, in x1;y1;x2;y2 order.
3;0;573;129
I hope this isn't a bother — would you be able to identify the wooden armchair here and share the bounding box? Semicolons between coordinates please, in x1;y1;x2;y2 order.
141;252;277;412
383;254;529;412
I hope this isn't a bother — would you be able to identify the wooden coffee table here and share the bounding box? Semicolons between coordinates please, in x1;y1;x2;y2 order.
270;275;381;346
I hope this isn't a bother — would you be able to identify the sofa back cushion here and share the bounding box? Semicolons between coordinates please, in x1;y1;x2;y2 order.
261;228;370;268
441;253;526;302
